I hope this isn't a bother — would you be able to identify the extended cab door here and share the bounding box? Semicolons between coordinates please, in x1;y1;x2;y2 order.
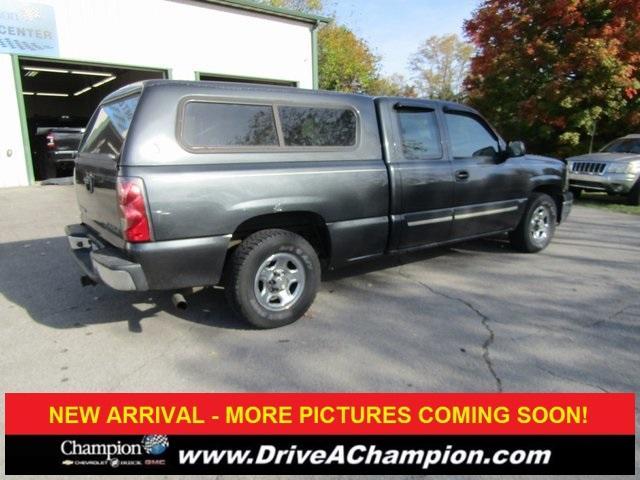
378;99;455;249
443;109;528;239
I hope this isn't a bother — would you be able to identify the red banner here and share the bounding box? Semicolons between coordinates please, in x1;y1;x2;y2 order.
5;392;635;435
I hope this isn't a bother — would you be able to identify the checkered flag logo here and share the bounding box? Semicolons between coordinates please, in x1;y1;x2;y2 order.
19;6;42;22
141;435;169;455
0;38;51;51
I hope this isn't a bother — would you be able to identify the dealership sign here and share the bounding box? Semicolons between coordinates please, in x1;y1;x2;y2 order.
0;0;58;56
4;393;636;474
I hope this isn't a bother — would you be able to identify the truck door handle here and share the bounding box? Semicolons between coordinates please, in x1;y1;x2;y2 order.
84;174;95;193
455;170;470;181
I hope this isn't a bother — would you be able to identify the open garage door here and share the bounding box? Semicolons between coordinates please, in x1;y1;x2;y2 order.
17;58;165;180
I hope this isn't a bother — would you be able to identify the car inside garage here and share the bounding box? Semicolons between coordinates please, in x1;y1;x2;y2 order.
17;58;165;180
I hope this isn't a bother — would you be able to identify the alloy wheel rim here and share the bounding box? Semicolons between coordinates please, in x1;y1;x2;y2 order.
254;253;305;311
530;205;550;243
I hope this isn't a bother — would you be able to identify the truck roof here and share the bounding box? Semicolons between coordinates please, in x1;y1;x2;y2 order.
101;79;476;113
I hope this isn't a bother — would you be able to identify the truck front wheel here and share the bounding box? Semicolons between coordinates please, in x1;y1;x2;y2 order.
509;193;557;253
224;229;321;329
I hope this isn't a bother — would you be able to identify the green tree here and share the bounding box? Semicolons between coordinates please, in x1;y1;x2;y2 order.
464;0;640;157
410;34;473;101
369;74;418;97
317;23;380;93
261;0;416;97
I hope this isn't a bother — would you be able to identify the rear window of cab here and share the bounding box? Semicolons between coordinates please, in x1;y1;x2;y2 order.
179;100;358;151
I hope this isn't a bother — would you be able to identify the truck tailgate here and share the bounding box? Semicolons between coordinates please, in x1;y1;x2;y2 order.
74;156;123;248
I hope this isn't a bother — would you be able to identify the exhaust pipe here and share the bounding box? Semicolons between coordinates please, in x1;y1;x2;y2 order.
171;292;187;310
81;275;97;287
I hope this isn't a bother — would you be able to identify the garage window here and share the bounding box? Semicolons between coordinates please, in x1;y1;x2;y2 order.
182;102;279;148
80;95;140;158
278;106;357;147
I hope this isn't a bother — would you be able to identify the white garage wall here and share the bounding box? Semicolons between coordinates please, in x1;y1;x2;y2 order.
0;54;29;188
42;0;314;86
2;0;315;187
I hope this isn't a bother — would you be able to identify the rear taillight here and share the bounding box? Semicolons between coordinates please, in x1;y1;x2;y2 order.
46;134;55;149
117;177;151;243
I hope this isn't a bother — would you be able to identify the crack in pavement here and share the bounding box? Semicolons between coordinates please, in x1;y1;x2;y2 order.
396;263;503;392
535;364;609;393
590;303;640;328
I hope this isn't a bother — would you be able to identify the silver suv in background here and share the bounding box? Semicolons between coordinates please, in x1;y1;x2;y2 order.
567;134;640;205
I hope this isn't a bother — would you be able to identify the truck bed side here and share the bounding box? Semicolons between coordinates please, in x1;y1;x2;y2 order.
123;83;391;269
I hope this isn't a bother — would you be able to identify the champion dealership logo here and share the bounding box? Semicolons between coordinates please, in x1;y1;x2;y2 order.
142;435;169;455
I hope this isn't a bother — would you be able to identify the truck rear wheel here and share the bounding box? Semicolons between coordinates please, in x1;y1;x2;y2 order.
224;229;321;329
509;193;557;253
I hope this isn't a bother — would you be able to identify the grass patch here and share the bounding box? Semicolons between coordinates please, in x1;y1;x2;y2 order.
575;192;640;215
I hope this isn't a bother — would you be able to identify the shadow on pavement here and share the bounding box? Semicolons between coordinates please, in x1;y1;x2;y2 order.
1;233;515;334
323;236;512;282
0;235;250;333
1;211;639;396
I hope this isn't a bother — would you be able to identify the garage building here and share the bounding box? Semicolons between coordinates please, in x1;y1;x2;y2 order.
0;0;326;187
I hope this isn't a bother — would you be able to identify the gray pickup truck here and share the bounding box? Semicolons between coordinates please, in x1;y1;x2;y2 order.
66;80;572;328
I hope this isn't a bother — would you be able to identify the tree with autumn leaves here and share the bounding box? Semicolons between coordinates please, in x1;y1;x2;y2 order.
263;0;640;156
261;0;416;96
465;0;640;156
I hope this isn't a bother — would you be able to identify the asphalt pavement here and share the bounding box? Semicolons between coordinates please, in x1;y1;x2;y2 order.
0;184;638;478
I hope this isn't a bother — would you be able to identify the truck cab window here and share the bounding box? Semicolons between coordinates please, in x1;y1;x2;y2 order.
397;110;442;160
445;112;499;160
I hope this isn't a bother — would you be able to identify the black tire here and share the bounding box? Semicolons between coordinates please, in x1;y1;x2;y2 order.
627;181;640;206
569;187;582;199
224;229;321;329
509;193;557;253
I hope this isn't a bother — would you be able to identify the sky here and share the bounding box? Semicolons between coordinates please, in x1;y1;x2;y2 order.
325;0;481;79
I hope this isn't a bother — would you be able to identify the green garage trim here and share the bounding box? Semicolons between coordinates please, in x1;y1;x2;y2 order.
11;54;34;184
196;71;298;86
312;27;319;89
15;54;172;75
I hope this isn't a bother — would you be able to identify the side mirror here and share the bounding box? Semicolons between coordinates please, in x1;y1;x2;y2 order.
507;140;526;157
